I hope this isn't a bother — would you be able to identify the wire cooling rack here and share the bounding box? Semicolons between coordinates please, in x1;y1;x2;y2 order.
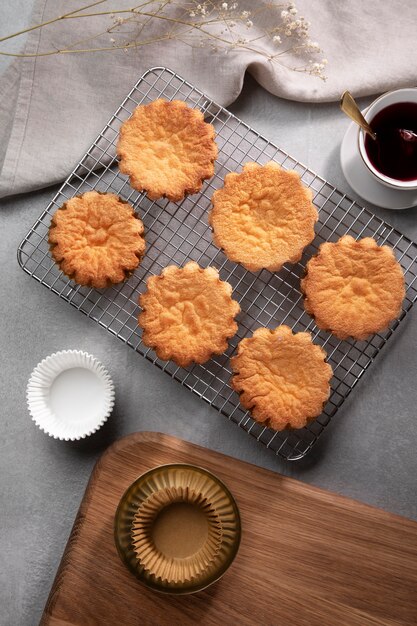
18;67;417;460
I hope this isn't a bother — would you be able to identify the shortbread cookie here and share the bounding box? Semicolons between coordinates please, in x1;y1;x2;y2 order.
301;236;405;340
231;325;332;431
117;99;218;201
138;262;240;367
49;191;145;289
209;161;317;272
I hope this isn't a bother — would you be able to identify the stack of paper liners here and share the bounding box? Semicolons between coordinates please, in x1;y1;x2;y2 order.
131;485;223;584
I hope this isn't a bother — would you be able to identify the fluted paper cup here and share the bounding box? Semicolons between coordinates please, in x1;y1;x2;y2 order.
131;485;223;584
26;350;115;440
114;464;241;594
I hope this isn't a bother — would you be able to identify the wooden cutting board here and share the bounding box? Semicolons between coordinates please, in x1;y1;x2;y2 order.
41;432;417;626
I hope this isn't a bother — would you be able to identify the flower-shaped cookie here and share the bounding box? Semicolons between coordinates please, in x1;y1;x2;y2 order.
301;236;405;340
117;99;218;201
49;191;145;288
138;262;240;367
231;325;332;431
209;161;317;272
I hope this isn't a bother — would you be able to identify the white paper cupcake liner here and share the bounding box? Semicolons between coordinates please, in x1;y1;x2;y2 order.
26;350;115;440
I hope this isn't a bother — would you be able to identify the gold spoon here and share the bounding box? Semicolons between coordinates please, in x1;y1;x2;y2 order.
340;91;377;140
340;90;417;148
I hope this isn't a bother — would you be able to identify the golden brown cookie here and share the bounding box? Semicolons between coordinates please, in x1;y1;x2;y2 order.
49;191;145;289
301;235;405;340
231;325;332;431
209;161;317;272
138;262;240;367
117;99;218;201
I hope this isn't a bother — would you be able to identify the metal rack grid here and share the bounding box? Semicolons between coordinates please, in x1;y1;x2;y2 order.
18;67;417;460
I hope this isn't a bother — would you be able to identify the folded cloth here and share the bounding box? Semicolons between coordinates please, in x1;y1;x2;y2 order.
1;0;416;200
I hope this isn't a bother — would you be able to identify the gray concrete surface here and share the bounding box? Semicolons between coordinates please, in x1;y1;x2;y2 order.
2;2;417;626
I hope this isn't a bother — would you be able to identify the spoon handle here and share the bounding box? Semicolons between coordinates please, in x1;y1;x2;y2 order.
340;91;377;140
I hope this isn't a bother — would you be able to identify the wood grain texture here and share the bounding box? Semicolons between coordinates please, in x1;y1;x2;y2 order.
41;432;417;626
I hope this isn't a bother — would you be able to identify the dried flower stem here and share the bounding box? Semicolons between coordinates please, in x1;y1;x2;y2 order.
0;1;328;80
0;12;268;58
0;0;109;44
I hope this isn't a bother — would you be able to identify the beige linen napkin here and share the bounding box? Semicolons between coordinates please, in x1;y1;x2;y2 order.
1;0;416;199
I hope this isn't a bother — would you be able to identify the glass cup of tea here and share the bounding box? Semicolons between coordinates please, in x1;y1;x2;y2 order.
358;88;417;190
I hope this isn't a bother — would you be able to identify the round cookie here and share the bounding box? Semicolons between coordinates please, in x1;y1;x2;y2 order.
49;191;145;289
231;325;332;431
209;161;317;272
301;235;405;340
138;262;240;367
117;99;218;201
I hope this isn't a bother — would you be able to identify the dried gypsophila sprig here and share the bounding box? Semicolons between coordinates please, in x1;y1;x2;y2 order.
0;1;328;80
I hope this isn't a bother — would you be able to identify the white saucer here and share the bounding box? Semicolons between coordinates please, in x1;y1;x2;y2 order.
340;120;417;210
